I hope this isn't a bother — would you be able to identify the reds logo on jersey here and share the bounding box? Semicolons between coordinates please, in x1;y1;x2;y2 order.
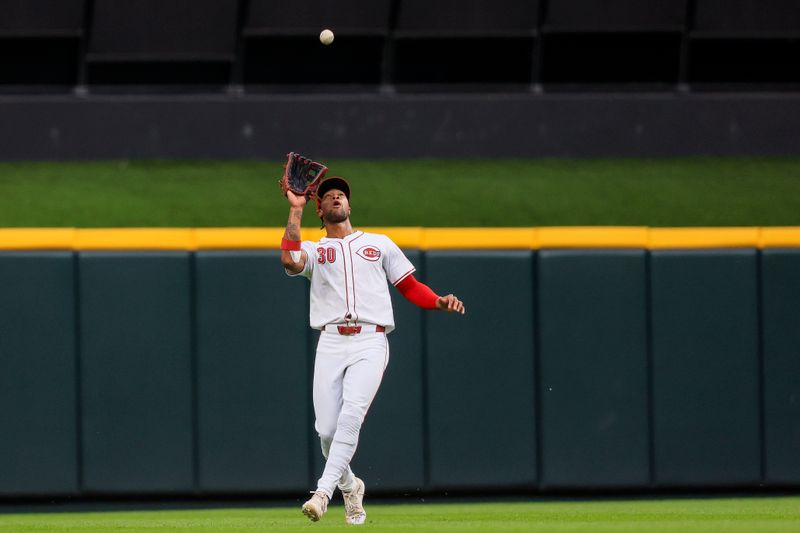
355;245;381;262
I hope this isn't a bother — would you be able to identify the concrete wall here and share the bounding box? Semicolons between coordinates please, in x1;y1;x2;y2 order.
1;94;799;160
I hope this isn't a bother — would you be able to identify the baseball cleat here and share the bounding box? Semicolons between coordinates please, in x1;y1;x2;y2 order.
342;477;367;525
302;490;329;522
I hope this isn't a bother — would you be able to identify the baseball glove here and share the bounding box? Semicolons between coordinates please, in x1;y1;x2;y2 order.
279;152;328;198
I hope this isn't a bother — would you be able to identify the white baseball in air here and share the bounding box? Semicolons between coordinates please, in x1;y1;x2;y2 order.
320;29;334;45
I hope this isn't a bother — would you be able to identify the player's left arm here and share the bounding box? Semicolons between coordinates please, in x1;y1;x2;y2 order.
394;275;466;314
384;236;465;314
434;292;466;314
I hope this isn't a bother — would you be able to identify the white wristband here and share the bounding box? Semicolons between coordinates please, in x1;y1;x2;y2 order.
290;250;301;262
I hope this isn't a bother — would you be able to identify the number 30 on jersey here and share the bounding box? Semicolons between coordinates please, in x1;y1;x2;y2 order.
317;247;337;264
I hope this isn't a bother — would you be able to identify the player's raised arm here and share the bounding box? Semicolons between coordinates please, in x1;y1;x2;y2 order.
281;190;307;274
279;152;328;274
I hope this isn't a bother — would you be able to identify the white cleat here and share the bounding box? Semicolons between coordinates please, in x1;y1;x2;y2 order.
342;477;367;525
302;490;329;522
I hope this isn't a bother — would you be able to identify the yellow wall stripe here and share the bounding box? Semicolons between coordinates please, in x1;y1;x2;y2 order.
74;228;196;250
0;227;799;250
195;228;284;249
0;228;76;250
422;228;538;250
648;227;761;249
538;227;649;248
759;227;800;248
359;227;426;249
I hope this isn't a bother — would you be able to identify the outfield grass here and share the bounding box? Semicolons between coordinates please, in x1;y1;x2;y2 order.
0;158;798;227
0;497;798;532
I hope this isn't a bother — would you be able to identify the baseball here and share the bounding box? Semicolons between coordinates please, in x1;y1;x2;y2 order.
320;29;334;45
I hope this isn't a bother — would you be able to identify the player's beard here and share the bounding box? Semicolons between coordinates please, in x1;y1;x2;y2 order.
324;208;349;224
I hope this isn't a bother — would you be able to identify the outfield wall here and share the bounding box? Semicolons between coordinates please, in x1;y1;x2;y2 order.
0;228;799;498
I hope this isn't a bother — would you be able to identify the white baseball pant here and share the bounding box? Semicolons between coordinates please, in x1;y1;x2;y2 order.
313;329;389;498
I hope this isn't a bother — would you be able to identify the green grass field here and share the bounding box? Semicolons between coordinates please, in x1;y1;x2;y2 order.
1;497;798;532
0;158;798;227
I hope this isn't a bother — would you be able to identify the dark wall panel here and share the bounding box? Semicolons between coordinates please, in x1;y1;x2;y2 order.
352;250;425;492
694;0;800;33
545;0;685;30
651;250;760;486
244;35;383;85
246;0;390;32
80;252;193;493
0;252;78;496
538;250;649;488
394;37;533;85
0;37;79;86
397;0;538;31
688;39;800;85
0;0;84;33
195;251;310;493
761;249;800;484
425;251;536;489
542;33;681;85
90;0;238;56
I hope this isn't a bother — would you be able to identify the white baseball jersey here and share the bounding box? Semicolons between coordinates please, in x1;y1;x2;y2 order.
287;230;415;332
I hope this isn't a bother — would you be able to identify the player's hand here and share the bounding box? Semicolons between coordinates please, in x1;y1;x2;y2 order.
436;294;465;314
286;190;307;209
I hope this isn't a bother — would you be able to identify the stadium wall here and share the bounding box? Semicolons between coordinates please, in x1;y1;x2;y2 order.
1;94;800;160
0;228;798;498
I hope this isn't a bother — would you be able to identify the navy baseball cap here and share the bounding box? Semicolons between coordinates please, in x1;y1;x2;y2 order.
316;176;351;202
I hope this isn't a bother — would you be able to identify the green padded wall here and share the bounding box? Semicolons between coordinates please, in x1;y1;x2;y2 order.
538;250;649;488
0;252;78;496
651;250;760;486
352;249;425;492
3;247;799;498
425;251;536;489
79;252;194;493
761;249;800;484
195;251;310;493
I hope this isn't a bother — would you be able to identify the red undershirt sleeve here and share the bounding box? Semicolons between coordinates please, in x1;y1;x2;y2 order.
394;275;440;310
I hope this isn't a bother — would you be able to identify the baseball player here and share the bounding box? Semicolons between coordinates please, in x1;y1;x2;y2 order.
280;176;465;525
